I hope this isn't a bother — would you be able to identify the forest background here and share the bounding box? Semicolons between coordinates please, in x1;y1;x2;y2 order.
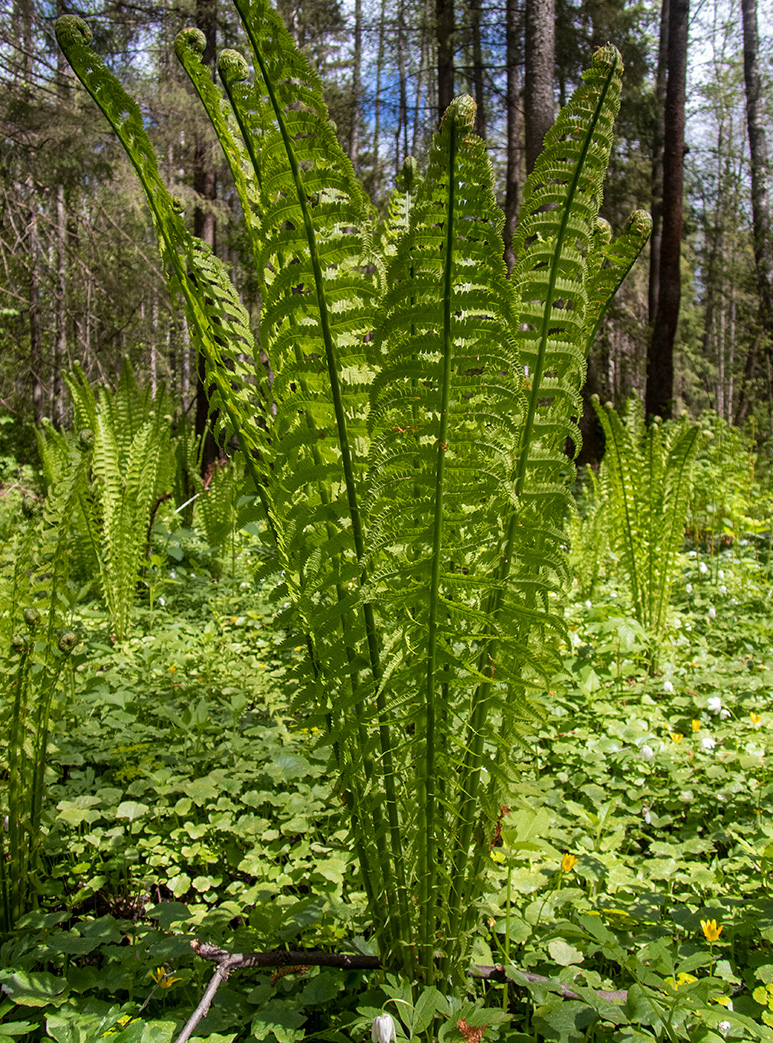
0;0;772;461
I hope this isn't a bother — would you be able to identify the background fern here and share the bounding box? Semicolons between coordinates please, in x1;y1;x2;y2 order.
0;453;84;931
593;396;701;647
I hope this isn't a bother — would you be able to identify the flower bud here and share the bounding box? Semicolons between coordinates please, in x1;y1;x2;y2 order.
372;1013;396;1043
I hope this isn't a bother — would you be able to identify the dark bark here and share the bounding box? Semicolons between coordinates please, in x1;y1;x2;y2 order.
524;0;555;175
503;0;520;272
350;0;362;169
193;0;218;476
648;0;668;325
645;0;688;422
396;0;409;173
469;0;485;138
436;0;454;121
737;0;773;422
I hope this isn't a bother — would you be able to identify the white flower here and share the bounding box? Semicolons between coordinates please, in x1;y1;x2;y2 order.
585;600;592;610
720;708;730;719
708;606;716;619
718;1021;731;1036
169;571;176;579
663;680;674;694
718;569;724;580
685;583;692;593
610;591;617;598
644;809;652;824
640;744;654;761
190;572;196;579
708;696;722;714
157;597;165;607
719;585;727;594
699;561;709;574
372;1014;396;1043
700;735;717;751
240;581;249;589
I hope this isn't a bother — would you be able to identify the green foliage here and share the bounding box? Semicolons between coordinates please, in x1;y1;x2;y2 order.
688;413;773;554
0;448;86;932
56;6;649;987
592;397;701;644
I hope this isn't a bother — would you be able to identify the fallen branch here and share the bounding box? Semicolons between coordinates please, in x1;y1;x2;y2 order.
471;963;628;1003
171;940;630;1043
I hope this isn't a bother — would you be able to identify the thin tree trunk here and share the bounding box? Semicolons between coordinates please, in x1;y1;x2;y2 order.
646;0;688;421
53;182;66;426
648;0;669;324
373;0;387;192
350;0;362;169
437;0;454;121
524;0;555;174
396;0;408;174
193;0;218;474
28;198;43;422
469;0;486;138
737;0;773;422
151;293;159;398
503;0;520;273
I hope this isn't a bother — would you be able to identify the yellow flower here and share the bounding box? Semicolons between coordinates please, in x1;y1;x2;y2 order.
561;853;578;872
490;849;506;864
169;665;175;674
701;919;723;943
150;966;182;989
692;720;700;732
670;732;684;743
751;712;762;724
665;972;697;991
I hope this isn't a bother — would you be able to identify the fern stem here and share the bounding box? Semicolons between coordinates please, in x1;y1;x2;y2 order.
444;54;621;962
418;112;457;983
240;17;412;960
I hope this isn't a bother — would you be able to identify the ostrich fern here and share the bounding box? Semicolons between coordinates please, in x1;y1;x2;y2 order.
57;9;649;985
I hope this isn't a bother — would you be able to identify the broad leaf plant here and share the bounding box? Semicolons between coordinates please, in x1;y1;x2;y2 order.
56;5;650;986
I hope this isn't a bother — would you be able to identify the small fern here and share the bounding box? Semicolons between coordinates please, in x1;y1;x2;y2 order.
57;11;649;987
0;451;85;930
593;396;701;646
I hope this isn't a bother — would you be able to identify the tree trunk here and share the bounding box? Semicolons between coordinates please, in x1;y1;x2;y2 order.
193;0;218;474
373;0;387;190
28;198;43;422
396;0;409;174
469;0;486;138
524;0;555;175
436;0;454;121
503;0;520;273
737;0;773;421
350;0;362;169
645;0;688;421
648;0;668;325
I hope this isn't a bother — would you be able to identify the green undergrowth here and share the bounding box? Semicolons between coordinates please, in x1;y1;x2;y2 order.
1;531;773;1042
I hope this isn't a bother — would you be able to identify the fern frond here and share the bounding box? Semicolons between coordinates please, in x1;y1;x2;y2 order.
584;208;652;355
55;16;271;525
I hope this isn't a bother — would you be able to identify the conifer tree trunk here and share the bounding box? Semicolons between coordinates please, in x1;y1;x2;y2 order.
436;0;454;120
648;0;668;325
396;0;409;173
193;0;218;473
524;0;554;174
469;0;486;138
646;0;688;421
350;0;362;169
737;0;773;422
503;0;520;273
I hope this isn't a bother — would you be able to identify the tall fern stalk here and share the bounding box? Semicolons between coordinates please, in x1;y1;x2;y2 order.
57;10;649;985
